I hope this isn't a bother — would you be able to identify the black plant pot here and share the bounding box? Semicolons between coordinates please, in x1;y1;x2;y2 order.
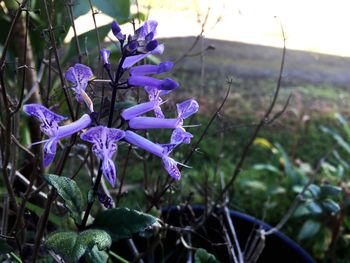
113;205;316;263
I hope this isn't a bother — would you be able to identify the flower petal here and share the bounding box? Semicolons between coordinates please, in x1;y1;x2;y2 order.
43;138;58;167
80;126;124;144
129;117;181;129
102;158;116;187
162;156;181;180
23;104;66;123
177;99;199;119
171;128;193;145
129;61;173;76
55;114;91;139
80;126;104;143
124;131;164;157
122;44;164;69
23;104;66;137
135;20;158;38
106;128;125;142
100;49;111;65
65;64;93;102
121;101;158;120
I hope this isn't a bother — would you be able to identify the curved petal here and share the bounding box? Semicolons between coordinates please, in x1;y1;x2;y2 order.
43;138;58;167
122;44;164;69
106;128;125;142
23;104;66;123
102;158;116;187
171;128;193;145
177;99;199;119
162;156;181;180
23;104;66;137
135;20;158;38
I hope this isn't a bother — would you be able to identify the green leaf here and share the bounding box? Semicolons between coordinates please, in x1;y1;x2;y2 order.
146;54;161;65
85;246;109;263
240;180;266;191
194;248;220;263
252;164;281;174
307;184;321;198
24;200;63;226
275;143;297;181
0;238;13;253
320;185;342;197
93;208;159;241
320;126;350;154
73;0;131;22
293;204;311;218
132;11;147;22
305;201;322;214
322;199;341;214
298;220;321;240
43;174;84;225
335;113;350;141
45;230;112;262
63;24;111;64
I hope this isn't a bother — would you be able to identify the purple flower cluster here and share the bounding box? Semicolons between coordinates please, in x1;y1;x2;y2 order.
23;20;198;188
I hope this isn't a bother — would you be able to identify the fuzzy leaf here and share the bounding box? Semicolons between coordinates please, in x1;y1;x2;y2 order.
43;174;84;224
320;185;342;197
93;208;159;241
45;230;111;262
194;248;220;263
85;246;109;263
307;184;321;198
298;220;321;240
322;199;341;214
305;201;323;215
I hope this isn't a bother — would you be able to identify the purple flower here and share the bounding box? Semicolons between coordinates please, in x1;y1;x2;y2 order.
124;131;181;180
128;99;199;130
129;117;182;129
121;85;167;120
128;76;179;91
132;20;158;53
171;128;193;145
176;99;199;119
65;64;93;103
23;104;92;167
121;101;160;120
145;86;165;118
23;104;66;137
112;21;125;41
80;126;125;187
135;20;158;39
122;20;165;69
129;61;173;76
100;49;111;65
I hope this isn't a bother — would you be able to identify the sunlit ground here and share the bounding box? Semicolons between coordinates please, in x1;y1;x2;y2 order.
66;0;350;57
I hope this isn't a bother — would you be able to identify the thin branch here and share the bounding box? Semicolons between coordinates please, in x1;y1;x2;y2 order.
42;0;75;119
219;22;287;199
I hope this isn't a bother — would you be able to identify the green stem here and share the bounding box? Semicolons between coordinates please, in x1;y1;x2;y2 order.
109;251;130;263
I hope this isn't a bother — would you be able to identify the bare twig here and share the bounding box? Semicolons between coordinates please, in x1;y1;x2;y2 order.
219;22;287;199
